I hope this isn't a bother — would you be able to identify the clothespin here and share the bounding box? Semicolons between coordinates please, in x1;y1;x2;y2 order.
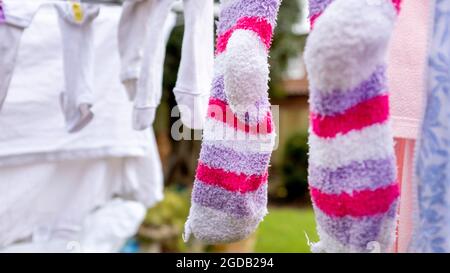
69;0;84;23
0;0;6;24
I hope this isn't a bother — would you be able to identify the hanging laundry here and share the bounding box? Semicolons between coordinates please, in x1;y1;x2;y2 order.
0;4;164;250
304;0;401;252
183;0;280;244
54;2;100;133
118;0;214;131
0;0;43;112
409;0;450;253
118;0;176;130
118;0;159;101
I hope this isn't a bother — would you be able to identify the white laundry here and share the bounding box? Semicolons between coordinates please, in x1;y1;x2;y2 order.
133;0;176;130
173;0;214;130
0;158;156;252
54;2;100;133
0;5;164;251
0;0;43;111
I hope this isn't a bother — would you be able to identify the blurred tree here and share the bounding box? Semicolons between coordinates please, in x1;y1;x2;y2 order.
281;132;309;202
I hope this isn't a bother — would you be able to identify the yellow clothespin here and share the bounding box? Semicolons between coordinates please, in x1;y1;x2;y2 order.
70;0;84;23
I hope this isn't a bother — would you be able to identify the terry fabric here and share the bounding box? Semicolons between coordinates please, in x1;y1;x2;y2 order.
305;0;401;252
54;2;100;133
183;0;280;244
0;0;43;112
409;0;450;253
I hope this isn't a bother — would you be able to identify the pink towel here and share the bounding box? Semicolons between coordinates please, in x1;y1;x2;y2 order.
387;0;431;140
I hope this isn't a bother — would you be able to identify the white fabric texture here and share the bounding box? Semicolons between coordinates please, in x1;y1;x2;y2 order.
173;0;214;130
55;2;100;133
0;5;157;163
118;0;157;100
0;5;164;251
118;0;177;130
119;0;214;130
0;0;42;112
0;158;156;252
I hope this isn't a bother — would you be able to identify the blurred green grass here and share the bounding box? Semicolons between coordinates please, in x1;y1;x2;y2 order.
255;207;318;253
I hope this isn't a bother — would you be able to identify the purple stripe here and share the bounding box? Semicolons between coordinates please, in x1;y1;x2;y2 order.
309;157;397;195
310;66;387;116
314;201;398;249
211;76;226;101
200;142;271;175
192;180;267;218
308;0;334;18
218;0;281;35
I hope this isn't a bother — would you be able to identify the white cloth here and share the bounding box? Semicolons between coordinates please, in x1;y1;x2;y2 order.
0;0;42;111
118;0;176;130
118;0;214;130
0;5;164;250
118;0;157;100
133;0;176;130
0;4;156;163
55;2;100;132
0;157;155;251
173;0;214;130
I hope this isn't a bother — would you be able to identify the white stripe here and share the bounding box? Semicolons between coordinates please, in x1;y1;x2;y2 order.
202;118;276;153
309;122;395;169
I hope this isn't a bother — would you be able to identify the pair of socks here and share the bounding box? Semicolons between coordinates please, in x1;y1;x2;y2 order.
305;0;402;252
118;0;214;130
184;0;281;244
54;2;100;133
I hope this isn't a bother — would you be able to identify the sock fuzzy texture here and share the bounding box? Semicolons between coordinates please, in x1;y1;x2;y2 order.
183;0;281;244
304;0;402;252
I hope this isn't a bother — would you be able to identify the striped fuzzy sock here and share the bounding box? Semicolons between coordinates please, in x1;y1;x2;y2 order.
183;0;281;244
304;0;402;252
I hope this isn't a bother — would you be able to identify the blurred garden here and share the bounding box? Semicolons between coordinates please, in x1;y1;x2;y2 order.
127;0;317;253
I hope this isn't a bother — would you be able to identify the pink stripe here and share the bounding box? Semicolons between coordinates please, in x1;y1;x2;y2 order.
311;95;389;138
208;98;273;135
196;162;268;193
310;184;399;217
216;16;273;55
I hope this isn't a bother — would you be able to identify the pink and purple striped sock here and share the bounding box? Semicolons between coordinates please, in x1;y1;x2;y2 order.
184;0;281;244
305;0;402;252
